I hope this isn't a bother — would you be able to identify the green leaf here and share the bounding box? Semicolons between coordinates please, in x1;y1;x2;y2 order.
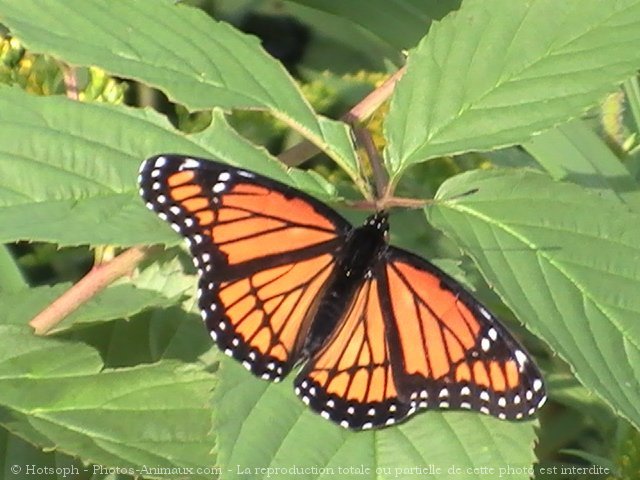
1;284;69;326
0;246;26;292
46;252;212;368
385;0;640;177
192;111;339;200
0;88;337;247
429;169;640;429
60;284;180;333
133;249;197;301
0;427;126;480
214;358;539;480
624;76;640;134
0;0;359;182
0;326;215;480
524;120;640;207
0;283;164;331
64;307;212;369
279;4;395;72
282;0;449;51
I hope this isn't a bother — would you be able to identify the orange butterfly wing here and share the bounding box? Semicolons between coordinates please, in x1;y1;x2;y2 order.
295;276;413;429
295;246;546;429
139;154;351;380
381;247;546;421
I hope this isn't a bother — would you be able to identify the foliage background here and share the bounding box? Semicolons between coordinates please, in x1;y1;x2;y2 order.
1;0;640;479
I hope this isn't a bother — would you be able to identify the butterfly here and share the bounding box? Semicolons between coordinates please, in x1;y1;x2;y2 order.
138;154;546;430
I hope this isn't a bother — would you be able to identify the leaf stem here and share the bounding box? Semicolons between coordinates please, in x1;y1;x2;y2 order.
61;63;79;100
278;66;406;167
347;196;432;210
349;124;389;202
29;246;151;335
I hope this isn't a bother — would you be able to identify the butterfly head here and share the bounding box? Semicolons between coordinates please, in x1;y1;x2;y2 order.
363;211;389;246
364;211;389;232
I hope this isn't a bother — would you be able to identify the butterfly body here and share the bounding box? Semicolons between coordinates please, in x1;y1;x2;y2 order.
302;213;388;361
139;154;546;430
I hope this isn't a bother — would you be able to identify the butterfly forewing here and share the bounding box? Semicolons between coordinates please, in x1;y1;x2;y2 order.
139;154;350;379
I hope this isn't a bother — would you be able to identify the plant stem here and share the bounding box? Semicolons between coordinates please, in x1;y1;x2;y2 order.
347;196;433;211
278;66;406;167
61;63;79;100
29;246;151;335
349;125;389;203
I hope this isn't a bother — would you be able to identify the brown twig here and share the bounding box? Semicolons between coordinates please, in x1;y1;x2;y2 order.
350;125;389;203
61;63;79;100
30;246;151;335
347;197;433;211
347;188;480;211
278;66;406;167
342;66;406;130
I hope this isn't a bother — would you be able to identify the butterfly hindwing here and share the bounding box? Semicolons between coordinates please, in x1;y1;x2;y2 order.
380;247;547;420
138;154;351;380
294;275;413;429
294;245;546;429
